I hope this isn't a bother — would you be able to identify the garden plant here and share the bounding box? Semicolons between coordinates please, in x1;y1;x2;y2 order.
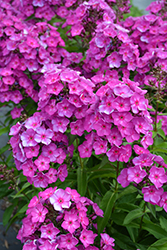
1;0;167;249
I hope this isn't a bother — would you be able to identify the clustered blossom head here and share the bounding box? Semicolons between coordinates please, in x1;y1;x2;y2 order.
117;151;167;212
17;187;115;250
9;111;71;188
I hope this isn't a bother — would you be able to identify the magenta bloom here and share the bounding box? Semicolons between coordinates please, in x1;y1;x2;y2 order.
62;211;80;233
113;85;133;98
94;119;111;136
58;164;68;182
160;192;167;212
34;155;50;171
78;141;93;158
22;160;37;177
57;99;75;118
93;139;107;155
49;189;71;211
25;116;41;130
40;223;60;240
34;127;53;145
100;233;115;248
112;96;131;112
60;233;79;249
79;229;97;248
107;52;122;68
31;203;48;223
142;186;163;205
117;168;130;188
52;117;69;133
21;129;37;147
127;166;147;184
149;166;167;188
42;143;59;162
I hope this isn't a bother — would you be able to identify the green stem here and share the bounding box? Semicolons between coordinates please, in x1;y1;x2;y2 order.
154;101;159;132
139;202;147;232
76;138;84;169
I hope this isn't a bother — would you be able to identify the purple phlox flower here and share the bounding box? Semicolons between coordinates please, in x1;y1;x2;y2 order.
33;172;49;188
99;96;114;114
130;93;147;113
100;233;115;248
34;127;53;145
45;168;58;184
34;155;50;171
160;192;167;212
94;118;111;136
78;141;93;158
107;127;122;147
21;160;37;177
93;138;107;155
9;122;22;136
132;153;153;167
57;99;75;118
127;165;147;184
58;164;68;182
31;203;48;223
113;85;133;98
79;229;97;248
52;117;69;133
39;240;58;250
25;116;41;130
142;186;163;205
49;188;71;211
112;111;132;126
133;117;153;134
59;233;79;249
61;210;80;233
42;143;59;162
117;168;130;188
21;129;38;147
149;166;167;188
40;223;60;240
107;51;122;68
112;96;130;112
107;146;121;162
70;119;84;136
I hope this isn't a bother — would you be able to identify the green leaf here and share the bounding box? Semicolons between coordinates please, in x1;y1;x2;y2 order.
0;126;10;136
126;226;138;242
143;222;167;239
123;208;144;225
77;167;87;196
158;129;166;139
152;131;157;138
97;191;117;233
117;185;137;199
148;238;167;250
116;203;139;212
0;144;10;155
12;182;31;199
3;205;15;226
151;148;167;154
147;203;156;219
159;217;167;233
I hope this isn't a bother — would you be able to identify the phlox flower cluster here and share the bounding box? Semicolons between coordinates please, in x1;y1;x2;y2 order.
9;63;154;188
9;111;71;188
0;1;83;116
17;187;115;250
117;150;167;212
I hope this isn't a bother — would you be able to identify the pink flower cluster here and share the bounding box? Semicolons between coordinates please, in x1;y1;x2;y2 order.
117;149;167;212
9;111;71;188
9;63;154;187
17;187;115;250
